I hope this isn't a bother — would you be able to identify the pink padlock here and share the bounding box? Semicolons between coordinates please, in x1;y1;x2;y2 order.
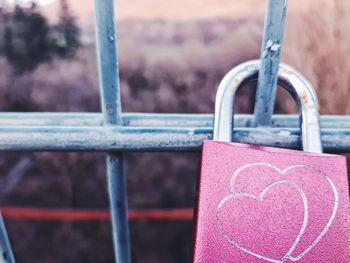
192;60;350;263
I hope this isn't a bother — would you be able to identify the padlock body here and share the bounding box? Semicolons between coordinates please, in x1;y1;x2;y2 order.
192;140;350;263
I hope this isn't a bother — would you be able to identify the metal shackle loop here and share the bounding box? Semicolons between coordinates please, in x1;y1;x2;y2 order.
213;60;322;153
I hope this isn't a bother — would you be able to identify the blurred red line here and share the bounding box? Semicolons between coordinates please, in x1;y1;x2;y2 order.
0;207;193;221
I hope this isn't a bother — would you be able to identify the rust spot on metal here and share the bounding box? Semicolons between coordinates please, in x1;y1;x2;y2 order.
300;92;309;105
231;76;245;94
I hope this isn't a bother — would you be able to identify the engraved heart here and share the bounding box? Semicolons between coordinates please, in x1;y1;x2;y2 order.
216;163;338;262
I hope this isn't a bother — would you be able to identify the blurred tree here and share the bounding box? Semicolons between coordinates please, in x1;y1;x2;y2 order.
50;0;81;58
0;0;81;74
1;4;51;73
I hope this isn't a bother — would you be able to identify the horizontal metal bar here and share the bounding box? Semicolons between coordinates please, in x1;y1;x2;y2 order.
0;126;349;152
1;113;350;128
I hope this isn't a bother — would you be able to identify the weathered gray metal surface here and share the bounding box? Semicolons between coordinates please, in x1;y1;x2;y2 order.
214;60;322;153
94;0;131;262
0;126;348;152
0;113;350;128
255;0;288;126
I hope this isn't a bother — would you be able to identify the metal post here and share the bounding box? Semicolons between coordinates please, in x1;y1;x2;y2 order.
254;0;288;126
0;213;15;263
0;113;349;129
0;6;16;262
94;0;131;262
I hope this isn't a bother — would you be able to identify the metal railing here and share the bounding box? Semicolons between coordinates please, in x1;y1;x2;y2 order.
0;0;349;262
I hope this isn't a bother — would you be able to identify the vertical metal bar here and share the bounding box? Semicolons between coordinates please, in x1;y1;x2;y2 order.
254;0;288;126
94;1;131;263
105;153;130;262
0;213;15;263
94;0;122;125
0;10;16;262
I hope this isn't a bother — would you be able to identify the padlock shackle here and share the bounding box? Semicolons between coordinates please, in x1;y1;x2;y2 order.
213;60;322;153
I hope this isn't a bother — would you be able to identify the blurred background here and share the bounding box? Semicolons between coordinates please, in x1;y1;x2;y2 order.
0;0;349;262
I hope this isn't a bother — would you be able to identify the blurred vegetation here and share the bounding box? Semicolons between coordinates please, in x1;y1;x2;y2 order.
0;0;80;73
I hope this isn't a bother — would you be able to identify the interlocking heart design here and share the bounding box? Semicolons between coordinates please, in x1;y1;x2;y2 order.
216;163;339;263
